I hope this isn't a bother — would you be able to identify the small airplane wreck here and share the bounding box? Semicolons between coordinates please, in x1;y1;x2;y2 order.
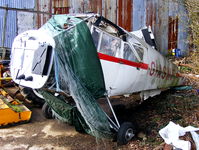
10;14;185;145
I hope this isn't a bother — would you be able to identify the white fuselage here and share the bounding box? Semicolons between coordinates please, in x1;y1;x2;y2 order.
91;25;185;96
10;26;185;98
99;46;184;97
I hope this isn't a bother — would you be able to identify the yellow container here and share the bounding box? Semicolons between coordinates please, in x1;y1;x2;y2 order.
0;99;31;126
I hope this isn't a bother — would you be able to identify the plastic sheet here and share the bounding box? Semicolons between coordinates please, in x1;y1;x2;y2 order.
159;121;199;150
190;131;199;150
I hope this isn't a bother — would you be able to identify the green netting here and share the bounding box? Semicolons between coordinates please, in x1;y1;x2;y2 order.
39;90;90;133
39;15;114;138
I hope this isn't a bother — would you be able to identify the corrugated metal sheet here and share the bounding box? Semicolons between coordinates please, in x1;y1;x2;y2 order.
0;0;34;9
131;0;187;55
86;0;102;15
17;12;34;34
0;0;189;55
36;0;52;28
155;0;169;55
0;7;17;48
5;10;17;48
146;0;157;33
0;0;35;48
103;0;117;23
168;1;178;52
132;0;146;30
177;3;188;56
0;9;5;47
68;0;83;13
53;0;69;15
168;16;178;51
118;0;132;31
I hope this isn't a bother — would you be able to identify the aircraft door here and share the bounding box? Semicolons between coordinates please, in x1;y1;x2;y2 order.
110;42;140;96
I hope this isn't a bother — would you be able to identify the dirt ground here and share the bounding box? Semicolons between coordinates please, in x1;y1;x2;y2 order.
0;107;117;150
0;88;198;150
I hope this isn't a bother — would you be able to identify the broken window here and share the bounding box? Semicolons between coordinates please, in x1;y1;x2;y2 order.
133;43;144;60
123;43;138;62
91;27;100;50
99;32;121;57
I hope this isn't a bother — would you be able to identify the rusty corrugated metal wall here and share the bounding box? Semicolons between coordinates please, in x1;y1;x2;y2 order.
36;0;70;28
36;0;52;28
131;0;188;55
0;0;188;56
38;0;187;55
53;0;69;14
37;0;130;31
118;0;132;31
0;0;35;48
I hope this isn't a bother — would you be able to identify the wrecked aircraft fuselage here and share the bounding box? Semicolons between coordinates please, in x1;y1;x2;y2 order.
10;14;185;145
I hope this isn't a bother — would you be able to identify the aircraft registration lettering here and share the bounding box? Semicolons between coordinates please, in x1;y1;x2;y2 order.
149;61;176;80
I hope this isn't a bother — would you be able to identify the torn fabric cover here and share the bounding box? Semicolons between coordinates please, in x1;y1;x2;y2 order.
39;15;113;138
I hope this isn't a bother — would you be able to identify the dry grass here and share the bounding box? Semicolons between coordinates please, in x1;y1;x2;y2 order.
185;0;199;50
178;0;199;80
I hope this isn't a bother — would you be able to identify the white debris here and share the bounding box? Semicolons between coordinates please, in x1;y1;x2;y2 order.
159;121;199;150
140;89;161;100
191;131;199;150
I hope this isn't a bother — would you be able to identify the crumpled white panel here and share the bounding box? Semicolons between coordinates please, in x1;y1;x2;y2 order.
140;89;161;100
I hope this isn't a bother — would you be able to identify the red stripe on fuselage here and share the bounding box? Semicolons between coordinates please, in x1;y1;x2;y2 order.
98;53;148;70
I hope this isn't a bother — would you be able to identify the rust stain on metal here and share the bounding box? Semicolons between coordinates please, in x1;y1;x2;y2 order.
83;0;99;14
36;0;53;28
54;7;69;14
146;1;157;33
107;0;117;23
33;0;185;55
37;0;41;28
90;0;102;14
53;0;69;14
50;0;52;17
104;0;107;19
168;16;178;50
118;0;132;31
153;2;157;33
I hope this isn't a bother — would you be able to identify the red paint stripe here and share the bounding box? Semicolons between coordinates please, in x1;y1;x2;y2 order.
98;53;148;70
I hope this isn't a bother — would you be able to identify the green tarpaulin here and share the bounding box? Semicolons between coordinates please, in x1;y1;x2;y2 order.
39;15;114;138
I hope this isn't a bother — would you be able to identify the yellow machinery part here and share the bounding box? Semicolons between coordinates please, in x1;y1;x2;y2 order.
0;98;31;126
0;77;12;81
0;64;30;126
0;89;8;97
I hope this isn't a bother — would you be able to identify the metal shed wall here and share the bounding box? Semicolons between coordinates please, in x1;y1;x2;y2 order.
0;2;17;48
36;0;52;28
57;0;188;55
177;3;188;55
0;0;35;48
131;0;188;55
0;0;188;56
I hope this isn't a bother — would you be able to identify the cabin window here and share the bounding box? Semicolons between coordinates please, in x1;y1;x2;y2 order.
91;27;100;49
123;43;138;62
99;32;121;57
133;43;144;60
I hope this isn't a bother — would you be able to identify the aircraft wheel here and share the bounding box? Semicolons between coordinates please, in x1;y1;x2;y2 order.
42;102;53;119
117;122;135;145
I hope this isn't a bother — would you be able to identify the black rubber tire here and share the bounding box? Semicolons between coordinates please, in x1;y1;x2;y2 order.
21;87;45;106
42;102;53;119
117;122;136;145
